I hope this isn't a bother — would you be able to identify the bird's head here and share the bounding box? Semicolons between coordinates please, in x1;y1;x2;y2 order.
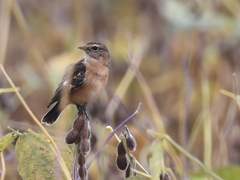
78;41;110;67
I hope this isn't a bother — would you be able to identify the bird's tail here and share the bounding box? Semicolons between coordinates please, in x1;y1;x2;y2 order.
41;102;64;125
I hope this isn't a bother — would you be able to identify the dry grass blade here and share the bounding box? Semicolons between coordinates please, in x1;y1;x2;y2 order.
105;39;146;119
0;65;72;180
0;152;6;180
127;56;183;173
0;0;12;65
187;114;203;151
11;0;52;87
202;68;212;169
148;130;224;180
219;0;240;17
232;73;240;110
105;67;138;119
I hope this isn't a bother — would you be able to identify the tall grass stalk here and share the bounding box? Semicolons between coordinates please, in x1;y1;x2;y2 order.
0;65;72;180
202;68;212;169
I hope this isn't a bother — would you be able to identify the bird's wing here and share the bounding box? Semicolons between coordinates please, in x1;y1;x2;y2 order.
47;60;86;108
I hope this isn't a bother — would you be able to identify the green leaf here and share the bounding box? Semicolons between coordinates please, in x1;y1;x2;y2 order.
15;129;74;180
125;177;151;180
191;165;240;180
148;139;164;180
0;132;19;152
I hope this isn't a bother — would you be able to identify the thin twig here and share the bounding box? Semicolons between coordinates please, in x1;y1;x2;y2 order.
220;89;240;100
130;169;151;178
0;87;20;94
86;103;142;169
0;65;72;180
7;127;22;136
106;126;121;143
0;152;6;180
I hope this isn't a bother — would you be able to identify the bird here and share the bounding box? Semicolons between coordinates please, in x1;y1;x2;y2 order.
41;41;110;125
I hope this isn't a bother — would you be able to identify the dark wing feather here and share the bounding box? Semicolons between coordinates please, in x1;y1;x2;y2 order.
69;70;85;92
47;60;86;108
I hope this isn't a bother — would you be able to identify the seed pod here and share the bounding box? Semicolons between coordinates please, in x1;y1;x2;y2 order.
74;133;81;145
78;151;86;166
132;161;136;176
116;141;128;170
125;163;130;178
160;171;171;180
122;126;137;151
126;134;136;152
79;165;88;180
65;115;85;144
65;130;79;144
125;160;136;178
80;120;91;155
74;115;85;128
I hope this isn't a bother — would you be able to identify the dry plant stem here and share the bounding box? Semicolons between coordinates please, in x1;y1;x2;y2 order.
181;57;192;148
220;89;240;100
106;126;149;175
106;126;121;143
0;65;72;180
181;56;192;179
127;56;164;132
0;152;6;180
219;0;239;17
7;127;22;136
86;103;142;169
202;68;212;169
130;169;151;178
105;40;145;119
0;0;12;65
232;73;240;110
0;87;20;94
187;114;203;151
148;131;224;180
128;58;183;171
11;1;52;88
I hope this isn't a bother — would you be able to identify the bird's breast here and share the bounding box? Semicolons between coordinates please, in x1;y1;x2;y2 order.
70;61;109;105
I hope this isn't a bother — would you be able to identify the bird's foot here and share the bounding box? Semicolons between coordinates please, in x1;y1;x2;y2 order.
76;104;89;120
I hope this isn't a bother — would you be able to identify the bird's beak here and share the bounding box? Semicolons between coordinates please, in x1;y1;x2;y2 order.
78;46;86;50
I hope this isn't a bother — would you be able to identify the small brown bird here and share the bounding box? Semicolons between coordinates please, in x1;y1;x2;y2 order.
41;41;110;125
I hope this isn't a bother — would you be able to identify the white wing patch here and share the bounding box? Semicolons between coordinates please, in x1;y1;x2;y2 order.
63;81;68;86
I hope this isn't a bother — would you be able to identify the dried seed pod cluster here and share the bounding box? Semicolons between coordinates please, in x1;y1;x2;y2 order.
78;119;91;180
65;115;85;144
80;120;91;155
65;113;91;180
116;126;137;178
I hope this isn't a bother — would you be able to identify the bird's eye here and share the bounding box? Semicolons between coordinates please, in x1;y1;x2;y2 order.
92;46;99;51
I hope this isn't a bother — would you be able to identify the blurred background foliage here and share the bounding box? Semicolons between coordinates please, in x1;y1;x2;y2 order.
1;0;240;179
